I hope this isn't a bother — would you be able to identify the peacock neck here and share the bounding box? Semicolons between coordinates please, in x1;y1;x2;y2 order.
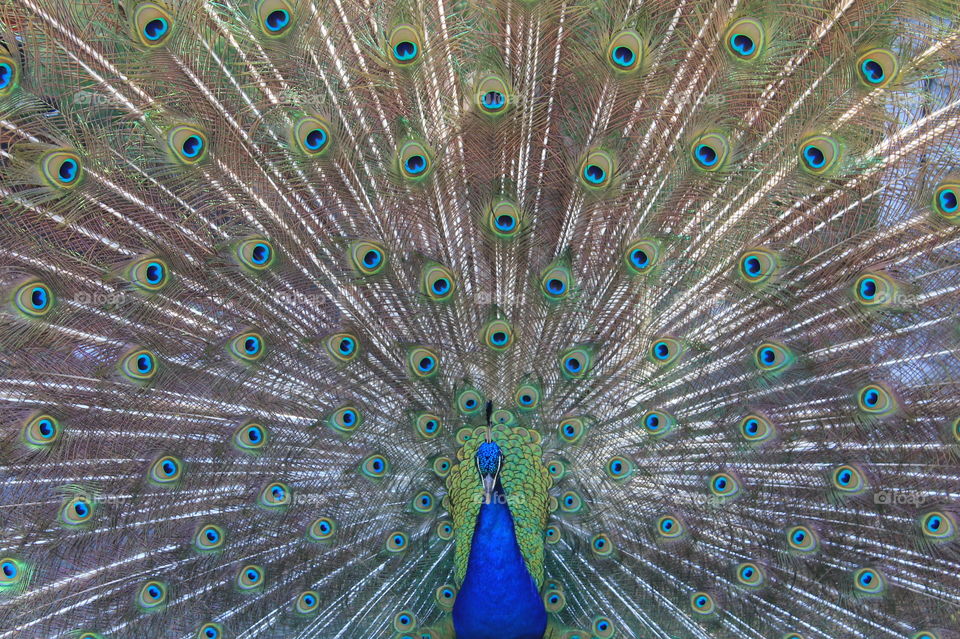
452;483;547;639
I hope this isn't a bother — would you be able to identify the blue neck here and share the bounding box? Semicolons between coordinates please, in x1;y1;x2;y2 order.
452;485;547;639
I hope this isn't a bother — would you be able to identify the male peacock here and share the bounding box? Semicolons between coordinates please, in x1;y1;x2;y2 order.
0;0;959;638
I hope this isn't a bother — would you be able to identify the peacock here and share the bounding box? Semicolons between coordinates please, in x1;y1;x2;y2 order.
1;0;959;637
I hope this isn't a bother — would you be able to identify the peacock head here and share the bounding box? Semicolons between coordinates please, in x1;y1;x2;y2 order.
475;440;502;504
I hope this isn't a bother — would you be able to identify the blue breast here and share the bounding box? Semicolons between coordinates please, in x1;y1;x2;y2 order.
452;485;547;639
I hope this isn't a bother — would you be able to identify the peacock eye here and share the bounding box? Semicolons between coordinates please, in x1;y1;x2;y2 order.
724;18;764;60
197;623;222;639
475;74;511;115
708;472;741;501
738;413;775;446
421;262;456;301
853;271;898;307
137;580;168;609
386;531;408;552
0;55;19;95
605;456;633;481
233;422;268;452
786;525;819;553
558;345;593;379
856;383;898;416
256;0;295;37
798;134;841;174
856;48;898;88
933;182;960;221
514;381;541;410
22;413;62;447
413;413;442;440
642;409;677;438
735;561;765;588
435;584;457;609
690;132;730;171
592;617;615;639
543;589;566;612
753;341;794;373
578;148;614;189
229;331;265;362
607;30;644;72
360;454;389;480
389;25;422;65
852;567;886;596
258;482;291;508
132;3;174;47
194;524;225;551
487;199;522;238
482;318;514;351
738;248;779;284
830;464;866;495
624;239;662;275
60;496;94;526
919;510;956;542
559;490;583;513
324;331;360;363
656;514;685;540
12;280;55;318
545;525;561;544
397;140;433;180
326;405;362;435
41;150;84;189
237;565;264;590
304;516;336;543
293;116;332;155
436;520;454;540
591;533;614;556
412;490;435;513
149;455;183;484
689;592;715;615
649;337;683;365
234;237;276;271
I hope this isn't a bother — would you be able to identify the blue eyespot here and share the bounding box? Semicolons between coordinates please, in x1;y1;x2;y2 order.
546;278;566;294
494;214;515;231
405;154;426;174
1;561;16;578
482;91;505;110
244;336;261;355
304;128;327;150
611;46;635;67
144;18;168;41
565;357;581;373
363;249;382;267
431;278;450;295
859;277;877;300
803;145;825;169
652;342;670;360
630;249;649;268
418;356;434;372
251;243;271;264
744;256;761;276
731;33;755;55
58;159;79;183
265;10;290;32
394;41;418;61
940;188;958;213
695;144;718;166
583;164;606;184
0;63;12;90
38;419;54;438
860;59;884;83
181;135;204;158
30;287;48;310
645;414;660;430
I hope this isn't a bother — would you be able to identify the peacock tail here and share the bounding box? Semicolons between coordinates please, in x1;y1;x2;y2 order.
0;0;959;637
